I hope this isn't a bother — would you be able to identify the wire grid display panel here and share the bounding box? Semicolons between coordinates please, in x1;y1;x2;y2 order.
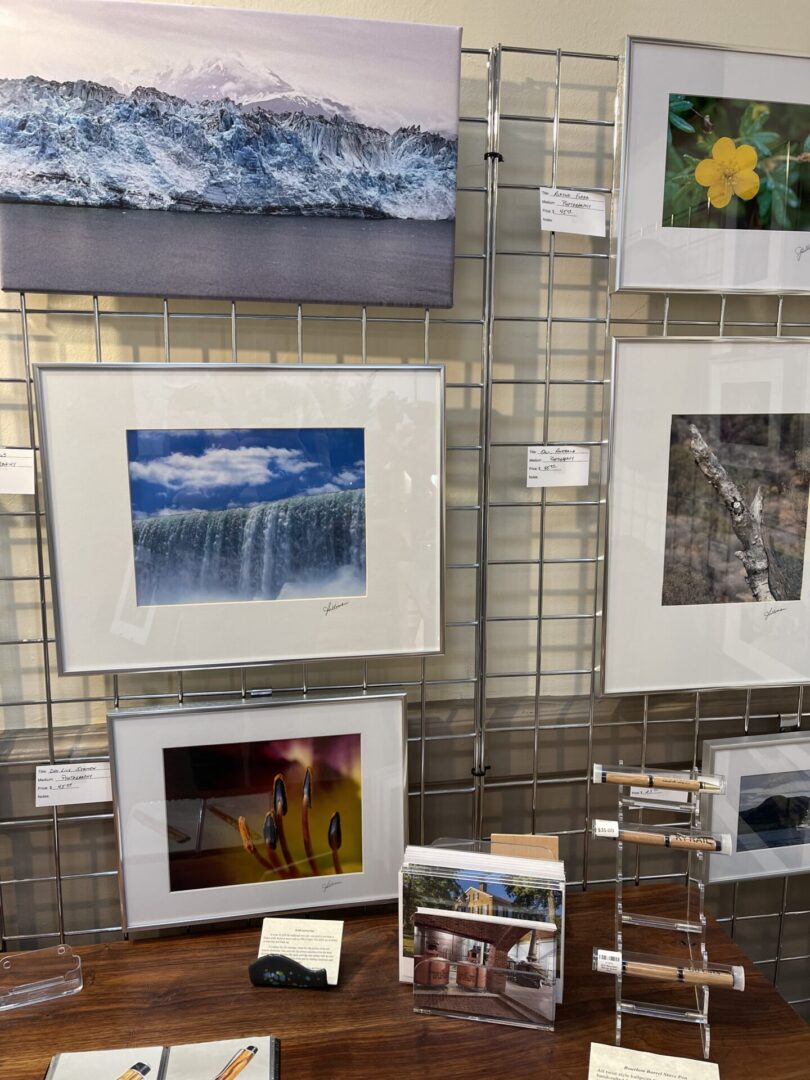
0;41;807;1019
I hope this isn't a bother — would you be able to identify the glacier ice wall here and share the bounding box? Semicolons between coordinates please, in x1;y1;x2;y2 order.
132;488;366;605
0;77;457;220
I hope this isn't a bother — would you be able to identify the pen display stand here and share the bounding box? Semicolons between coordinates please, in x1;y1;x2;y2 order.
0;944;83;1012
591;764;730;1059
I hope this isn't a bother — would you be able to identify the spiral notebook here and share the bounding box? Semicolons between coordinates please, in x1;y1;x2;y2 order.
44;1036;281;1080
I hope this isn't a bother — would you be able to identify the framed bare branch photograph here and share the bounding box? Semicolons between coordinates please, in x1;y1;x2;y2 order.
603;337;810;694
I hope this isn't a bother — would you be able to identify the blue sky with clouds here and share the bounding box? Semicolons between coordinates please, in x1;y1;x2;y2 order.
127;427;364;518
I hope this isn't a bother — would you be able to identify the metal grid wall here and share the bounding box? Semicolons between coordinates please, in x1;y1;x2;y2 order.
0;42;807;1020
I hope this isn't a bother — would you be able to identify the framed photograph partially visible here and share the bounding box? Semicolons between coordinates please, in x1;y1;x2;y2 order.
703;732;810;883
35;363;444;675
0;0;461;306
109;693;407;930
603;337;810;695
616;36;810;293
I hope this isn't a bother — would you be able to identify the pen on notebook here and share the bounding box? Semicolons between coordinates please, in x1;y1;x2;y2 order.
211;1045;259;1080
115;1064;151;1080
592;819;731;854
592;764;723;793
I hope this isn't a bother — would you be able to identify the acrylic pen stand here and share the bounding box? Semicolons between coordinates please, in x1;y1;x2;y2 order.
596;765;725;1060
0;944;83;1012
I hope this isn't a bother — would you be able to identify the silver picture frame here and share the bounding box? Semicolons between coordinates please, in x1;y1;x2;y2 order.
602;335;810;695
614;35;810;294
35;362;446;675
109;691;409;931
703;731;810;883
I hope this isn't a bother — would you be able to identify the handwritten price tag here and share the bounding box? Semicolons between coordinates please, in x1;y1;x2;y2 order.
35;762;112;807
540;187;606;237
527;445;590;488
0;448;34;495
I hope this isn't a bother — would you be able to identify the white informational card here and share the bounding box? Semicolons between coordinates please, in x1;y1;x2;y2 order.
527;446;590;488
629;786;689;805
258;916;344;986
540;187;606;237
35;762;112;807
589;1043;720;1080
0;447;35;494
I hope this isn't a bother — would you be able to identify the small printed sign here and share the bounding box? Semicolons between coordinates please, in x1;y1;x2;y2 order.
540;187;607;237
0;447;35;495
35;762;112;807
527;445;590;488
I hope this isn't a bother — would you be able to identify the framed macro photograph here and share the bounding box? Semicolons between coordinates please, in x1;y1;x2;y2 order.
703;732;810;883
109;693;407;930
36;363;444;675
0;0;461;306
603;337;810;695
616;36;810;293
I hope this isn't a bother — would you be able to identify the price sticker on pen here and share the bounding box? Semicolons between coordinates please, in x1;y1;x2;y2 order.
595;949;623;975
592;819;620;838
527;445;590;488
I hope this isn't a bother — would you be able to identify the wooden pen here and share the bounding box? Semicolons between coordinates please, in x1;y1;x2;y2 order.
115;1065;151;1080
592;765;723;793
592;819;731;854
212;1045;259;1080
594;949;744;990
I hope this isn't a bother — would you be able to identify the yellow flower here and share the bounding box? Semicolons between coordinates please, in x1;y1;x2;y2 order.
694;137;760;209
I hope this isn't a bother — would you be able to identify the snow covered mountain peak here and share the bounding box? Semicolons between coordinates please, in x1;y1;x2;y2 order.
115;54;355;121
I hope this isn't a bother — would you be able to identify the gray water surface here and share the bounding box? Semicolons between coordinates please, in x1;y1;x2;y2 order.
0;203;455;306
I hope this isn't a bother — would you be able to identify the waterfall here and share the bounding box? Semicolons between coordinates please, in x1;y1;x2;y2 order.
132;488;365;605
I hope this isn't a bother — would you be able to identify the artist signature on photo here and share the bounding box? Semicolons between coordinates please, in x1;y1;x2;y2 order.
323;600;350;616
322;879;343;892
764;606;786;620
795;243;810;262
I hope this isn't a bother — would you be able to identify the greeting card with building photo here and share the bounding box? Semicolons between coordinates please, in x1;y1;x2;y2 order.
413;908;556;1030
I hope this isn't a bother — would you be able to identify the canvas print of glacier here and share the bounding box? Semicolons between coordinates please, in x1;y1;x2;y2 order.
127;427;366;606
0;1;461;305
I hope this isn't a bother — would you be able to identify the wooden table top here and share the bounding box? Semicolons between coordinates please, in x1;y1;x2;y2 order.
3;884;808;1079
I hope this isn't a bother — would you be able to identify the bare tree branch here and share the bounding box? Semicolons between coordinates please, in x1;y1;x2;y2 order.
687;424;776;602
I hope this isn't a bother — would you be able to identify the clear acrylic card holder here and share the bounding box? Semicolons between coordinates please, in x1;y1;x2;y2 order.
0;944;83;1012
413;909;556;1031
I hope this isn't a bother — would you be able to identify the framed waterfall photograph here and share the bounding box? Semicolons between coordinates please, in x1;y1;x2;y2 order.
703;732;810;884
109;693;407;930
0;0;461;306
616;37;810;293
35;363;444;675
603;337;810;695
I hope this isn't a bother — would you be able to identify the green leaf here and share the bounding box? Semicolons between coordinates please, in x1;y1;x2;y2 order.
804;133;810;154
757;186;772;224
669;95;693;115
739;102;770;138
670;114;695;134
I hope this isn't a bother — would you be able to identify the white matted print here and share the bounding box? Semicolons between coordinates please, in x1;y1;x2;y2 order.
616;37;810;293
109;694;407;930
703;732;810;883
604;337;810;694
35;363;444;675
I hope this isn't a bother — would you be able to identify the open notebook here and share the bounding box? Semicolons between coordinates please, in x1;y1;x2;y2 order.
45;1037;280;1080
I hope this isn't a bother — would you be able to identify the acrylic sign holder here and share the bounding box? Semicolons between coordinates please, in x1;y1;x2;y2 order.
0;944;83;1012
591;764;731;1059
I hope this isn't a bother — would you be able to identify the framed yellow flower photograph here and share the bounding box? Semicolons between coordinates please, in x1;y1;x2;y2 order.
616;37;810;292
